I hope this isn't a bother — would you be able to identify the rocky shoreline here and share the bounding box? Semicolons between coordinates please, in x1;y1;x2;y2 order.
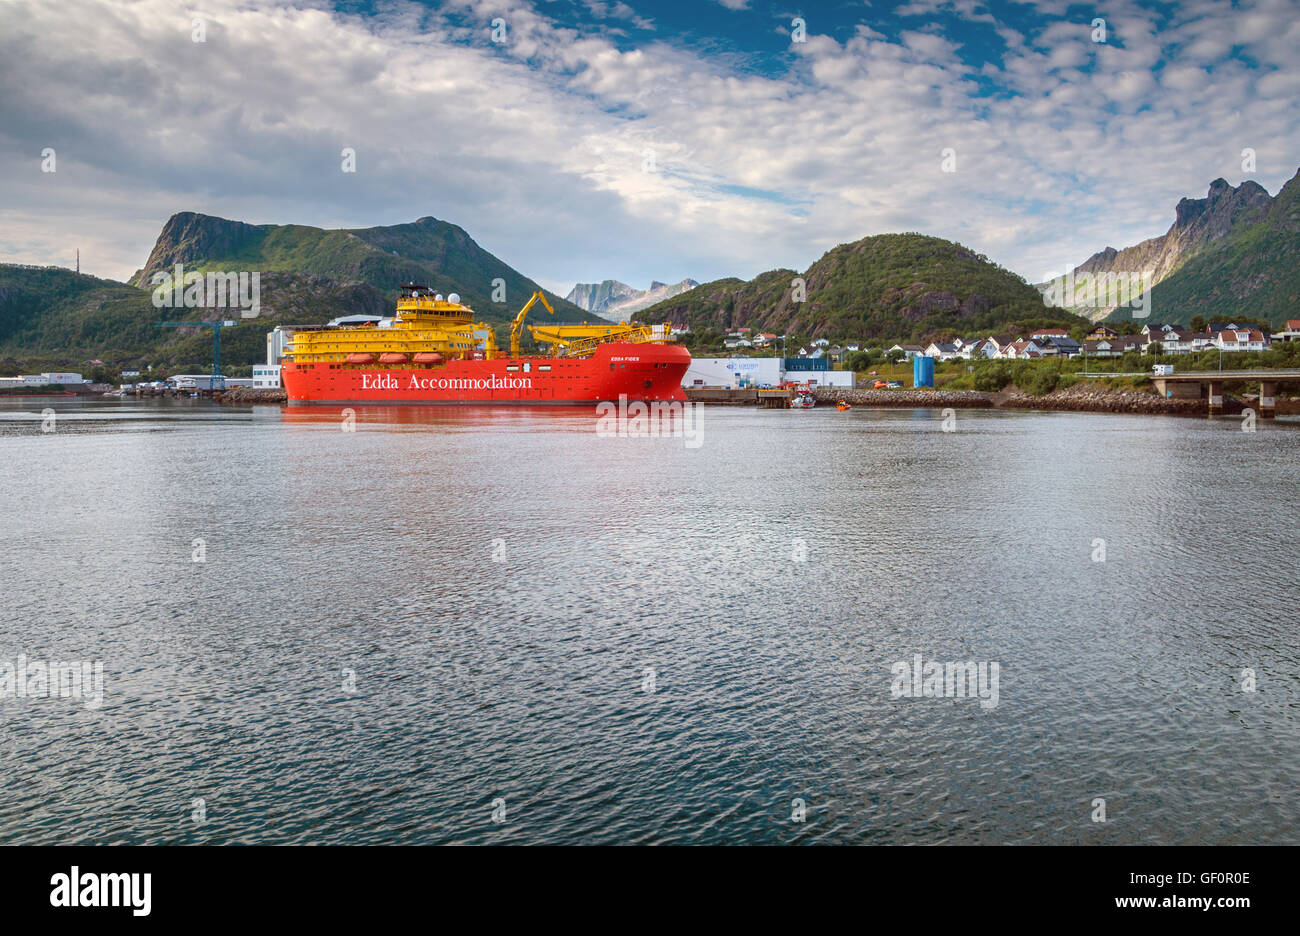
812;388;994;408
813;382;1242;416
213;387;288;405
995;383;1236;416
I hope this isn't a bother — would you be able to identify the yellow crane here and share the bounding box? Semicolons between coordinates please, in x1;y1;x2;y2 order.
531;321;676;357
529;321;636;348
510;291;555;356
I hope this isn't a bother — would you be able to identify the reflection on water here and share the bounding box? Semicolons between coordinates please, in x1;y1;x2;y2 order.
1;398;1297;844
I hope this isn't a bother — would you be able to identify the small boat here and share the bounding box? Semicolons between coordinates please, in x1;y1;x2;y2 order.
790;389;816;409
378;352;409;364
346;352;376;365
412;352;445;365
836;401;851;411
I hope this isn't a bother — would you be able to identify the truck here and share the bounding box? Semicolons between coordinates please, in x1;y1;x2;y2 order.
1152;364;1175;376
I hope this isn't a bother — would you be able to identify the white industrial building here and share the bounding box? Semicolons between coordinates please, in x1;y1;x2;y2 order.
0;373;85;388
683;357;784;389
252;365;282;388
682;357;855;390
793;370;855;388
172;375;257;390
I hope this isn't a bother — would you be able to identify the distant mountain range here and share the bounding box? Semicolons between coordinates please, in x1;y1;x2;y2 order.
565;278;699;320
4;179;1295;371
1053;169;1299;325
632;233;1087;342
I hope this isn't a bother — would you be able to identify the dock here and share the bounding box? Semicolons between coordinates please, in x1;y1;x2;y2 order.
684;388;798;408
1152;369;1300;418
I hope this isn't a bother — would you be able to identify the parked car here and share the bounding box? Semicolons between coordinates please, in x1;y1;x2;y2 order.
1152;364;1174;376
887;380;904;389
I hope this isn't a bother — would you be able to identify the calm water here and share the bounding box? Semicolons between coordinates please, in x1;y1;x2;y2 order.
1;397;1297;845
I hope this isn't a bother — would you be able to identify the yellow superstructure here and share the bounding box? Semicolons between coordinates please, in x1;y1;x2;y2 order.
284;284;676;363
285;285;497;363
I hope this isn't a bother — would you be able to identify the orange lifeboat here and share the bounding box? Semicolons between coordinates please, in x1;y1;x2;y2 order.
412;352;445;365
346;353;375;365
379;352;409;364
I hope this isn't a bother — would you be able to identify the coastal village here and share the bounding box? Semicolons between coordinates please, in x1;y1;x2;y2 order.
5;319;1298;400
718;321;1297;365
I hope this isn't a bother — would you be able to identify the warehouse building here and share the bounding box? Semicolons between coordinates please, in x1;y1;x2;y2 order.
681;357;855;389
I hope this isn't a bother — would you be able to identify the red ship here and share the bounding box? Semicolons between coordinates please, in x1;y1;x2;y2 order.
281;285;690;405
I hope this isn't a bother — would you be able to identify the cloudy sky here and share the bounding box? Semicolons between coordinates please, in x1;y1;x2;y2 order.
1;0;1297;295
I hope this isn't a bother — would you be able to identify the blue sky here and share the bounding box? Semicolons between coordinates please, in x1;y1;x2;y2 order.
1;0;1297;295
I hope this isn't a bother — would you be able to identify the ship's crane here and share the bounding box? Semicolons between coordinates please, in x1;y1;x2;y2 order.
157;319;238;386
530;322;675;357
528;322;637;348
509;291;555;356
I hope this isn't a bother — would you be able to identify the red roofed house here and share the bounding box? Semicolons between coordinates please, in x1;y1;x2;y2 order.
999;340;1043;359
1274;320;1300;342
1216;329;1269;352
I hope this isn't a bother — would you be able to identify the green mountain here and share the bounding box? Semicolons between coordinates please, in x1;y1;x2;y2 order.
1060;177;1275;323
132;212;584;325
1106;169;1300;326
633;233;1087;342
0;264;397;371
0;265;159;366
1;212;592;372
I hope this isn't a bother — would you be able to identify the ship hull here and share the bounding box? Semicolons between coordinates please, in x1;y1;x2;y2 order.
282;342;690;405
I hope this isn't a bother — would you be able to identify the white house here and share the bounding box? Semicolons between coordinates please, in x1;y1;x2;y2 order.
924;342;959;361
981;336;1016;357
951;338;991;359
887;344;925;360
1216;329;1269;352
997;340;1042;359
1273;320;1300;341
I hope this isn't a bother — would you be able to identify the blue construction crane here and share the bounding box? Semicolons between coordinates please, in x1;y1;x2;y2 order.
157;319;238;388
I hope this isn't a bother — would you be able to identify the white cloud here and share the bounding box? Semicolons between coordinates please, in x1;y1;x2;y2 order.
0;0;1296;297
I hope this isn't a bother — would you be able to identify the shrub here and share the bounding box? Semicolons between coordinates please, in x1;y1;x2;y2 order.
1007;360;1059;395
972;361;1014;391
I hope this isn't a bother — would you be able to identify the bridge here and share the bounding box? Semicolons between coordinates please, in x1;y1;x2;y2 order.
1152;369;1300;418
